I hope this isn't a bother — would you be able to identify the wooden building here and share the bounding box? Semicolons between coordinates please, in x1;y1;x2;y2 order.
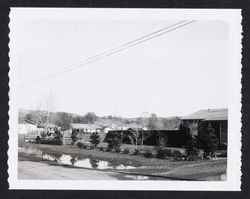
180;108;228;145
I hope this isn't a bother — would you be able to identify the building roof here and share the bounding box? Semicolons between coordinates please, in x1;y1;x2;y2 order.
181;108;228;121
45;123;58;128
70;123;101;129
19;119;37;126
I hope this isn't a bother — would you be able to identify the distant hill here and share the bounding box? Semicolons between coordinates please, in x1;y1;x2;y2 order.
18;109;181;130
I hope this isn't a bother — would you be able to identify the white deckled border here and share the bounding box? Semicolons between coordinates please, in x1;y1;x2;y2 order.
8;8;242;190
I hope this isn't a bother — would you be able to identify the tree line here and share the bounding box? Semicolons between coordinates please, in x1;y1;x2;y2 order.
21;110;97;130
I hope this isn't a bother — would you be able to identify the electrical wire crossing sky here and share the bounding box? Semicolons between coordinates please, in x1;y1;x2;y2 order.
11;9;229;118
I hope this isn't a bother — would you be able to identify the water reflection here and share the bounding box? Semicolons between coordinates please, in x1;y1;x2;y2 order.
70;156;77;166
125;175;149;180
19;146;136;170
108;161;120;169
89;158;99;169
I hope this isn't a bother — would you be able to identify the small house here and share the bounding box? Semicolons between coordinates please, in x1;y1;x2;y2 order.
181;108;228;145
18;119;37;134
70;123;102;143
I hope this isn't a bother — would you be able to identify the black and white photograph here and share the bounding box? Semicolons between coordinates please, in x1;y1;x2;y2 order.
8;8;242;190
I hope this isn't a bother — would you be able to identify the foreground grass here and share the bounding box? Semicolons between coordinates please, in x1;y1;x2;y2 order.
20;143;227;181
21;143;225;168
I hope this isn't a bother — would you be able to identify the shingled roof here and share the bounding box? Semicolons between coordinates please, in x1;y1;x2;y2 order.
181;108;228;121
70;123;101;129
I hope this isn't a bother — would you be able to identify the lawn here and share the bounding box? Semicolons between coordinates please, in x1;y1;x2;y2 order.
19;143;227;181
21;143;226;168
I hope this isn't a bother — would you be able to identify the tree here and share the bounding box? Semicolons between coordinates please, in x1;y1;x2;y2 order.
200;123;219;156
107;134;121;150
53;129;63;145
147;113;163;147
35;136;41;144
89;132;100;148
72;116;85;123
71;130;78;145
182;120;201;160
84;112;97;124
89;158;99;169
55;112;72;130
147;113;158;130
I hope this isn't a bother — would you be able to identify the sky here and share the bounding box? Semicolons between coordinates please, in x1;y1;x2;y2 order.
11;8;229;118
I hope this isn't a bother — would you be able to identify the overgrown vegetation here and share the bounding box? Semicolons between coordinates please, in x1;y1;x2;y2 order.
123;148;130;154
133;148;140;155
106;136;121;151
99;146;104;151
143;149;153;158
35;129;63;145
114;147;122;153
89;132;100;148
200;124;219;157
156;148;171;159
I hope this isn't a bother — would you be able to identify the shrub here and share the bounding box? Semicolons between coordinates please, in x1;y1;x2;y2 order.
107;136;121;150
90;132;100;148
76;141;85;148
217;151;227;158
133;148;140;155
156;147;166;159
218;143;227;150
54;137;63;145
164;149;173;157
115;147;122;153
99;146;104;151
144;149;153;158
40;138;63;145
106;147;112;152
200;124;219;155
35;136;41;144
172;150;182;161
123;148;130;154
156;148;173;159
71;130;78;145
185;147;199;161
185;138;199;161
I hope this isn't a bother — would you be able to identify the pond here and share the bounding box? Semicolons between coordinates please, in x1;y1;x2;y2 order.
19;146;137;170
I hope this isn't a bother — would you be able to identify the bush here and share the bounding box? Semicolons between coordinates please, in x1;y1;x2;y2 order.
143;149;153;158
172;150;183;161
107;136;121;150
217;151;227;158
164;149;173;157
115;147;122;153
106;147;112;152
156;148;173;159
90;132;100;148
218;143;227;150
99;146;104;151
156;148;166;159
35;136;41;144
76;141;85;148
185;147;199;161
133;148;140;155
123;148;130;154
200;124;219;155
71;131;78;145
40;138;62;145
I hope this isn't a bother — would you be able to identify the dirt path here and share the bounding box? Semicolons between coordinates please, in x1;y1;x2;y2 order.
18;160;121;180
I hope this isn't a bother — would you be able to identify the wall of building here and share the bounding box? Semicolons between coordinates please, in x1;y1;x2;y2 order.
220;121;228;144
18;124;37;134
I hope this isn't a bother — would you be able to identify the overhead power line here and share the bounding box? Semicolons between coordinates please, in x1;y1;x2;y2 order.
20;20;196;88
